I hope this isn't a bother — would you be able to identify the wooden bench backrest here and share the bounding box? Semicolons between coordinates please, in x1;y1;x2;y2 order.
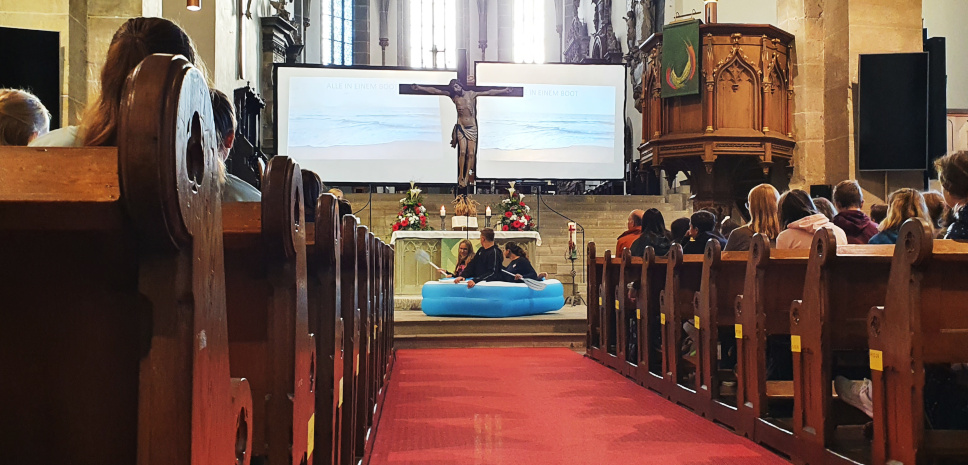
790;228;893;454
221;155;315;465
697;240;749;404
306;190;343;465
0;54;240;464
337;214;359;465
638;246;670;391
869;218;968;464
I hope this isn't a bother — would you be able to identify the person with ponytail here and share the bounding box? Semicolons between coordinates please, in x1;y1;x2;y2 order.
502;242;539;282
31;17;203;147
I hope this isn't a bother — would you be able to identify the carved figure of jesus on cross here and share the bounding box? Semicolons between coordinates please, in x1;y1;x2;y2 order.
400;49;523;189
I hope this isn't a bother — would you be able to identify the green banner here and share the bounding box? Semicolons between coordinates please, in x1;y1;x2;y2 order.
661;19;701;98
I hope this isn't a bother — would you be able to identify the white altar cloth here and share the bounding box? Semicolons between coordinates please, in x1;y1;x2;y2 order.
389;230;542;246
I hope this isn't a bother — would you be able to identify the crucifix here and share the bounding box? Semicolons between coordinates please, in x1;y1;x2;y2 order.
400;49;524;191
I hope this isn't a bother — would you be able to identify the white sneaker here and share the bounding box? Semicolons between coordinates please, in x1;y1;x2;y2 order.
834;376;873;418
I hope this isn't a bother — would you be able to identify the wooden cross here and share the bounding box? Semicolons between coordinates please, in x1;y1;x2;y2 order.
399;49;524;189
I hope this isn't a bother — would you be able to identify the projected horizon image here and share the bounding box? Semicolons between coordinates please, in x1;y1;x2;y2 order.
475;62;625;180
478;84;615;163
288;76;445;160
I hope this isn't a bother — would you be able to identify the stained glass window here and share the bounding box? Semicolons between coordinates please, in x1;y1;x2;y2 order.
323;0;354;65
409;0;456;69
513;0;544;64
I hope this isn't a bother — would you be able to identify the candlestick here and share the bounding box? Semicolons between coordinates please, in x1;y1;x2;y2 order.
440;205;446;217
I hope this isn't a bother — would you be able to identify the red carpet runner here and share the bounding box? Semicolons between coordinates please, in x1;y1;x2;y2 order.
369;348;786;464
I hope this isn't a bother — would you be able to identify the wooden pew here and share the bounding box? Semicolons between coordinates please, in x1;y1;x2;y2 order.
586;243;605;362
663;244;706;412
695;240;749;430
306;190;343;465
0;54;249;464
617;249;641;377
338;215;360;465
789;229;893;464
597;249;625;371
635;247;672;395
868;218;968;464
735;234;810;457
222;155;316;465
353;227;374;462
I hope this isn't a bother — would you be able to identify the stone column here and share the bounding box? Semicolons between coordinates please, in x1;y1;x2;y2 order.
778;0;924;201
261;16;299;156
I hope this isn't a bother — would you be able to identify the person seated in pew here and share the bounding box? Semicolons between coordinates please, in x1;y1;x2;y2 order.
681;210;726;254
0;89;50;145
868;188;931;244
329;188;344;200
210;88;261;203
832;180;879;244
502;242;539;282
776;189;848;249
30;17;204;148
869;203;888;225
922;190;947;237
726;183;781;251
629;208;673;257
453;228;503;289
936;151;968;240
338;199;353;219
813;197;838;221
720;216;740;239
616;209;645;253
438;239;474;278
670;217;691;244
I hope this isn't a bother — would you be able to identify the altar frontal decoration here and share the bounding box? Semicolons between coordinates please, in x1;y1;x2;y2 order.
497;182;535;231
392;182;432;231
661;19;700;98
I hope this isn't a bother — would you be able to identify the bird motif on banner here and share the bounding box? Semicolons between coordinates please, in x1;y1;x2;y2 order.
666;40;697;90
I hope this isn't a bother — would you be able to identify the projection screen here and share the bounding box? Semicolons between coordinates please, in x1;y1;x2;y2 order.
276;66;458;184
474;62;626;180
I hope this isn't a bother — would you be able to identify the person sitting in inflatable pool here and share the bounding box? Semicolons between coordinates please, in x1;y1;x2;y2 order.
439;239;474;278
454;228;504;288
503;242;539;282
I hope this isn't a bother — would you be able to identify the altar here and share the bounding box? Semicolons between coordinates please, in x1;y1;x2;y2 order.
389;230;542;307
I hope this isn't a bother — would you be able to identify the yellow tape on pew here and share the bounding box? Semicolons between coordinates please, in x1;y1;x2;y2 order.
791;335;801;353
870;350;883;371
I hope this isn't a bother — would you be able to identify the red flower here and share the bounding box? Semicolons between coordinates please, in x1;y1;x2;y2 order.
417;203;422;207
402;219;409;227
519;201;525;206
502;225;509;231
392;224;399;231
525;215;531;221
505;211;513;218
420;216;427;225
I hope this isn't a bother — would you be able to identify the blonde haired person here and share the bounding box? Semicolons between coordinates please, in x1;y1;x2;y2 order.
724;183;781;251
0;89;50;145
867;188;931;244
439;239;474;278
31;17;203;147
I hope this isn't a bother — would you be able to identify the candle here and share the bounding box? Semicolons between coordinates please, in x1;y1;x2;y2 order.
568;222;577;244
440;205;446;217
485;206;492;217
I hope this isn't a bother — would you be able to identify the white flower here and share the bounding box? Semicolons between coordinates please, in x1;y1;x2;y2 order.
525;206;531;212
511;215;518;221
420;206;426;213
519;194;525;202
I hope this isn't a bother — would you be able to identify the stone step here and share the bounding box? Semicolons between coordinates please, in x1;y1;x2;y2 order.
395;317;586;336
394;333;586;349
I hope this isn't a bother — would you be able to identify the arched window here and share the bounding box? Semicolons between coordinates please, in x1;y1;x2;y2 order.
409;0;457;69
513;0;544;63
323;0;354;65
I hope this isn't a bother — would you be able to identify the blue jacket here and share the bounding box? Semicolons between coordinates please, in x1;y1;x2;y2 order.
868;229;899;244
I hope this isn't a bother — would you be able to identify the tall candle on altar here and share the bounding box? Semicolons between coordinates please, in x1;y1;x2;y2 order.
485;206;492;217
440;205;446;217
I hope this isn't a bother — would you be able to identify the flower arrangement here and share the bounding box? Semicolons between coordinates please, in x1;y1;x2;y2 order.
496;182;535;231
392;182;432;231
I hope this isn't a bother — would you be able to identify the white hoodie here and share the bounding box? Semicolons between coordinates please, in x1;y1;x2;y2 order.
776;213;849;249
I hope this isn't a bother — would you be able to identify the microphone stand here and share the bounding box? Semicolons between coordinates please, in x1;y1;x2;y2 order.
564;241;585;307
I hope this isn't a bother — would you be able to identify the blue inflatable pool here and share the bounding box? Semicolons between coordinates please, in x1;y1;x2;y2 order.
421;279;565;317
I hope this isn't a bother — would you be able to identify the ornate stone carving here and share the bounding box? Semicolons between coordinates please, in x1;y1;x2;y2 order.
590;0;623;63
564;0;589;63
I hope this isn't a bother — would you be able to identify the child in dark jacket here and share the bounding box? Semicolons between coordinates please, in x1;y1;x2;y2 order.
681;211;726;254
936;151;968;240
831;180;879;244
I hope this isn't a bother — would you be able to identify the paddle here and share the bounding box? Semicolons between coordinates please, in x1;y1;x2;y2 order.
502;270;547;291
414;249;444;273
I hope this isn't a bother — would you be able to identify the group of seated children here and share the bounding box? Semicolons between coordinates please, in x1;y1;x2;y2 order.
439;228;543;288
0;17;267;205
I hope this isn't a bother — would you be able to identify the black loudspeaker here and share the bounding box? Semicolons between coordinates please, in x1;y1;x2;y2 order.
924;34;947;174
858;53;928;171
0;27;61;130
810;184;833;200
